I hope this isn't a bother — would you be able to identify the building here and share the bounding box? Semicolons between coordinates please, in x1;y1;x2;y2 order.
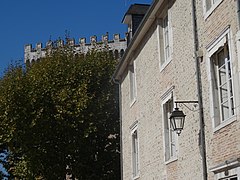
113;0;240;180
24;33;127;63
122;4;150;45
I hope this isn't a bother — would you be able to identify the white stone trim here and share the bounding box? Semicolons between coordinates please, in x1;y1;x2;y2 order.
235;30;240;121
206;27;237;132
130;120;138;130
210;159;240;180
213;115;237;132
161;89;178;163
203;0;223;20
160;85;175;100
130;122;140;180
129;60;137;107
206;26;230;55
157;7;173;72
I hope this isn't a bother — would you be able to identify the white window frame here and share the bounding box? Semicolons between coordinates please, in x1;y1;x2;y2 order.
216;168;240;180
129;60;137;106
163;14;170;62
203;0;223;19
161;90;178;164
211;165;240;180
218;175;238;180
157;9;173;71
131;123;139;179
206;28;236;132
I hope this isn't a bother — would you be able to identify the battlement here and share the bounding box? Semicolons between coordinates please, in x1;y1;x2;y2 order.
24;33;127;63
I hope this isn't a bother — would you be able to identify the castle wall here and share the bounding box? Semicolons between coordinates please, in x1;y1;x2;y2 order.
24;33;127;63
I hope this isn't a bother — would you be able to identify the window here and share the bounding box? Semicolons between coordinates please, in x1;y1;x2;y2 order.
120;49;124;58
214;167;240;180
205;0;213;11
207;28;236;130
131;127;139;178
163;96;177;162
219;176;238;180
211;42;234;124
129;62;136;104
114;50;119;59
158;10;172;69
211;160;240;179
163;15;170;62
203;0;223;18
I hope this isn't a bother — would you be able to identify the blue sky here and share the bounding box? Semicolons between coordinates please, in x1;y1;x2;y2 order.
0;0;152;76
1;1;154;176
1;0;152;175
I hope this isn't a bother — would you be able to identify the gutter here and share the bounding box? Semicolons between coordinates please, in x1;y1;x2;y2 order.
113;0;161;81
238;0;240;29
112;78;123;180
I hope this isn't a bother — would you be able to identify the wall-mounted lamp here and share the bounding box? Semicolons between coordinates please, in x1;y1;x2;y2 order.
169;101;198;136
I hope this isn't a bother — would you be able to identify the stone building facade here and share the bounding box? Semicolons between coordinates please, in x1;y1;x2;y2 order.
114;0;240;180
24;33;127;63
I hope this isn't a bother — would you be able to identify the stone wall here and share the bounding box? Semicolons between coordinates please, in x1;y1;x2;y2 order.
119;0;240;179
24;33;127;63
201;0;240;179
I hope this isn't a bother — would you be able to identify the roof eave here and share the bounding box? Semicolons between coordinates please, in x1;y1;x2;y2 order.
113;0;163;81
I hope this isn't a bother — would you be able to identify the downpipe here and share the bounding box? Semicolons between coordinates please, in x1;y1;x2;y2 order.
191;0;208;179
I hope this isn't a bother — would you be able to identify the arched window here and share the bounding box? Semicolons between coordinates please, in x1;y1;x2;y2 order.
120;49;124;58
114;50;119;59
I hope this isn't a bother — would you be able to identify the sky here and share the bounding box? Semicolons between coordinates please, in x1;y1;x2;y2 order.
0;0;152;76
1;0;153;175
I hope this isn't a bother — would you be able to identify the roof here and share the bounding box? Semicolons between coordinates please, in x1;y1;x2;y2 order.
113;0;163;81
125;4;150;15
122;4;151;23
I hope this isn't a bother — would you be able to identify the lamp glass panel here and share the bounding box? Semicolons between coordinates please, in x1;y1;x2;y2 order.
174;117;184;129
170;118;176;130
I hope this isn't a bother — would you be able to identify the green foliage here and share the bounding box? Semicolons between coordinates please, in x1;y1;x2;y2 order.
0;47;120;179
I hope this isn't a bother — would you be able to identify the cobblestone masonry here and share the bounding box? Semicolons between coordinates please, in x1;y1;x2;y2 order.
118;0;240;179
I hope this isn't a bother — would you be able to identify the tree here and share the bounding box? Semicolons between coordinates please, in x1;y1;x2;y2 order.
0;46;120;179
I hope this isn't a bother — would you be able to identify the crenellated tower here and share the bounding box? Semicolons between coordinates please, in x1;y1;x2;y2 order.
24;33;127;63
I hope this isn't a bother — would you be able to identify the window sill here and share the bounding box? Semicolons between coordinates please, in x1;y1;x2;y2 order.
204;0;223;20
133;175;140;180
165;156;178;165
160;57;172;72
213;115;237;133
130;98;137;108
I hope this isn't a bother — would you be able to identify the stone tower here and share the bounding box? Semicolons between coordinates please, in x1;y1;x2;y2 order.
24;33;127;63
